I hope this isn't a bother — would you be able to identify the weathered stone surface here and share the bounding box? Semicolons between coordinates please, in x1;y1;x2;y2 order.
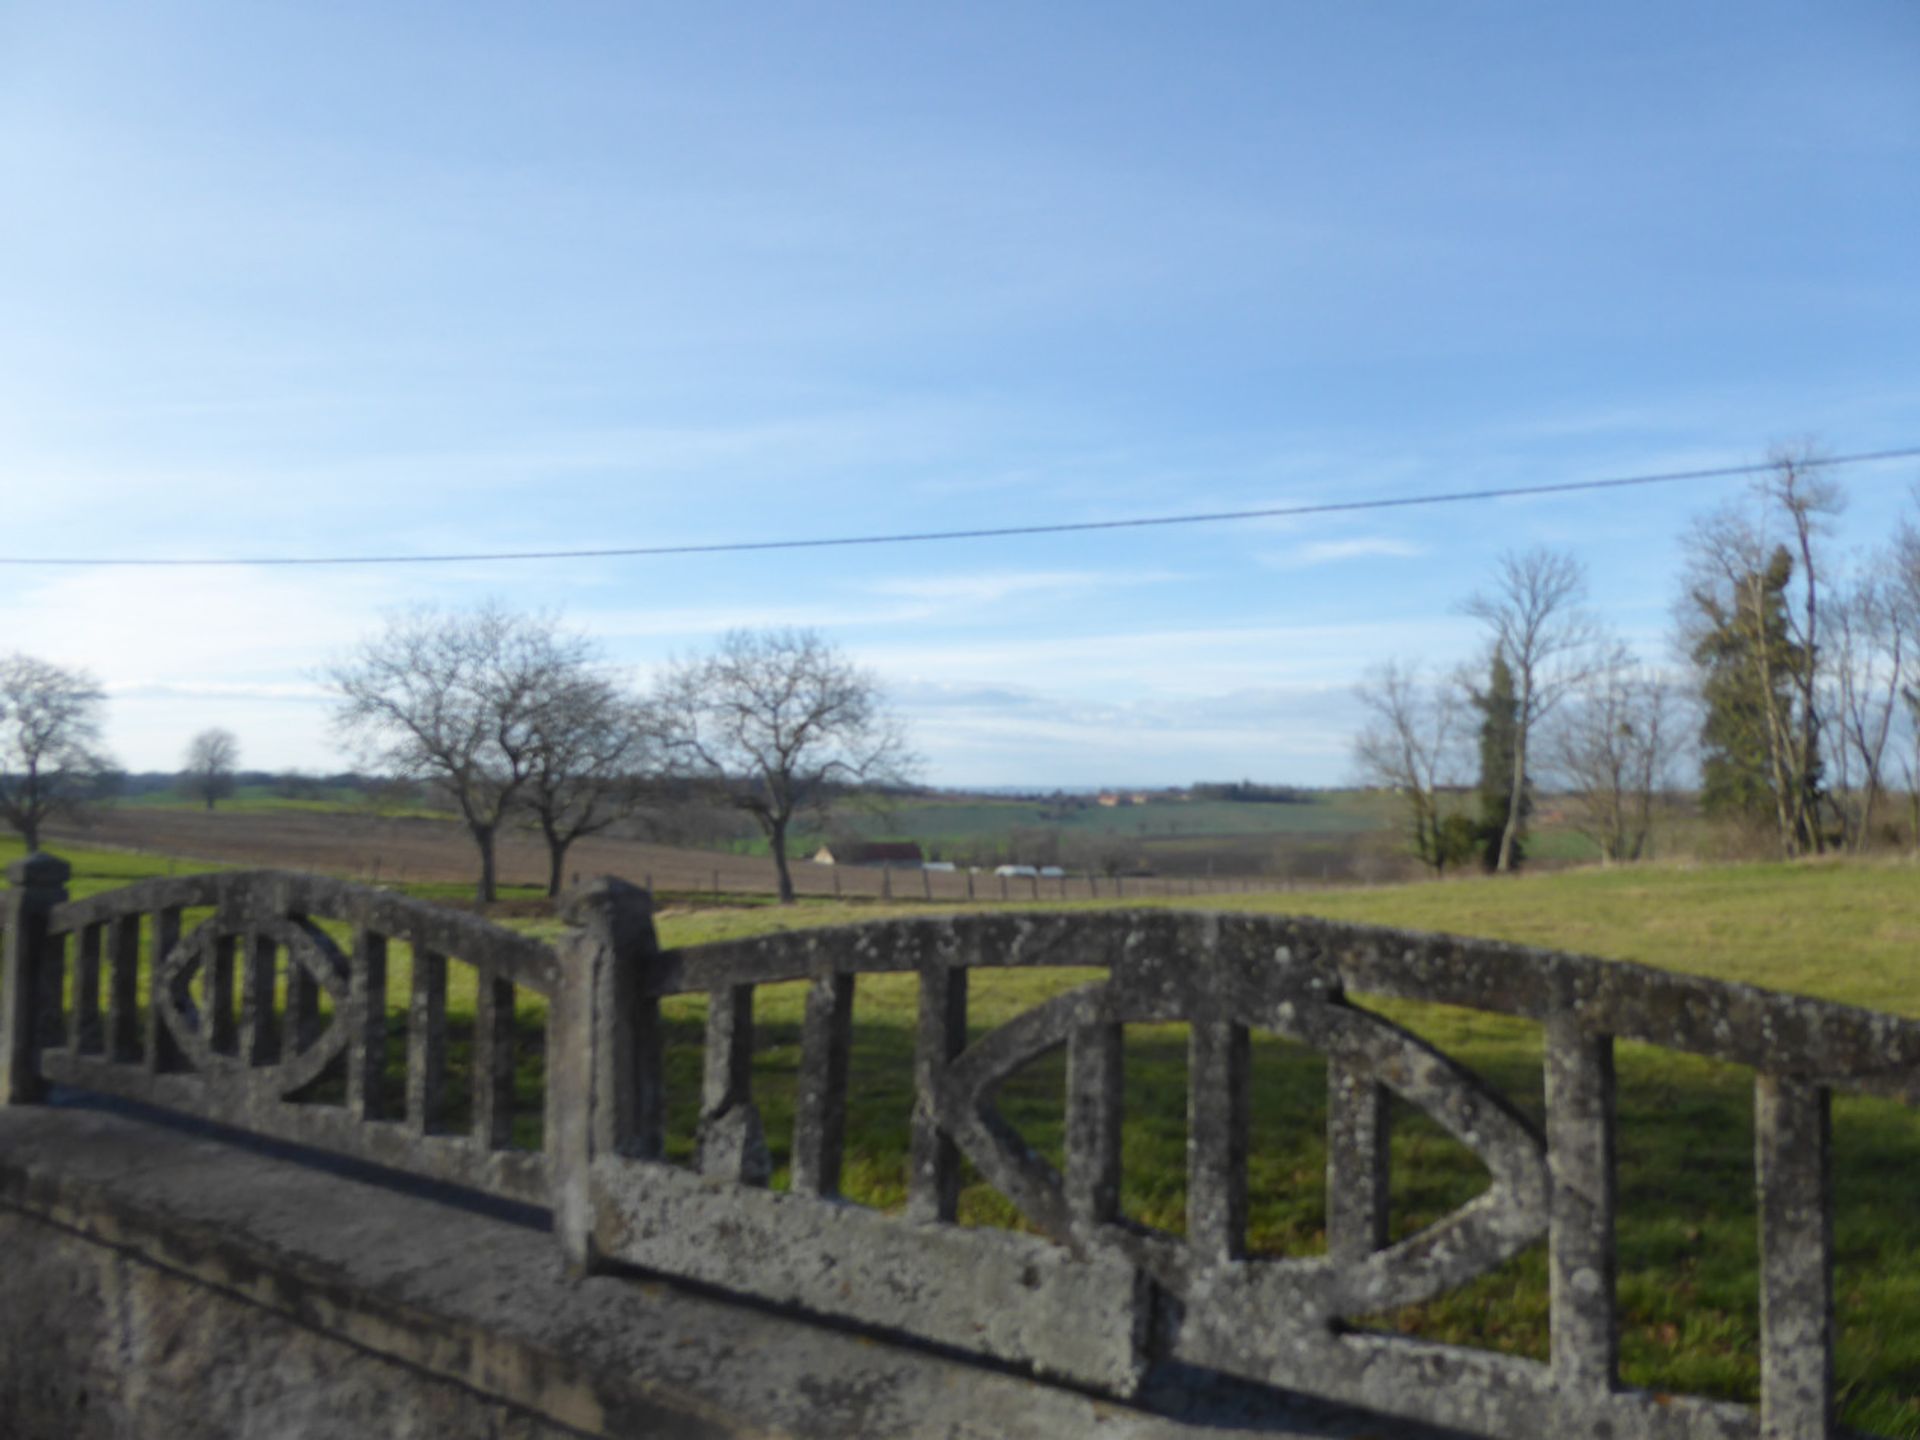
590;1153;1150;1394
1325;1055;1389;1261
0;1206;579;1440
0;1100;1441;1439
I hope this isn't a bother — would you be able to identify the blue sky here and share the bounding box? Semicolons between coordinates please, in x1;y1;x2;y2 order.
2;2;1916;786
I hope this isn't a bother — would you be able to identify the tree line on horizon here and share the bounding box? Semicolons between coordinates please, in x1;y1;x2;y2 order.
7;447;1918;897
0;621;910;906
1355;448;1920;874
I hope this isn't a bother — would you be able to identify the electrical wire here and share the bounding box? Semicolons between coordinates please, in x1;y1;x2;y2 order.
4;446;1915;569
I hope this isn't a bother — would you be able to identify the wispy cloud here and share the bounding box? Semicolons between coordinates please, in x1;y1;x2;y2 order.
863;568;1178;606
1259;537;1426;569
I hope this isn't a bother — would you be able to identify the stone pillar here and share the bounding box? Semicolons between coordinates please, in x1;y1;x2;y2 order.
551;875;661;1275
1757;1073;1833;1440
1;853;71;1106
1547;1005;1617;1402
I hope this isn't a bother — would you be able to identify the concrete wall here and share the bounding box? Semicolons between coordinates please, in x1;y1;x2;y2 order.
0;1099;1406;1440
0;1205;576;1440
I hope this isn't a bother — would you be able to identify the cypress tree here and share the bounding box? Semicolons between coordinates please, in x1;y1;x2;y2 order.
1473;652;1527;871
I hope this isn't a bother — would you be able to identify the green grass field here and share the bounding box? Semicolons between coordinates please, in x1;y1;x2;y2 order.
117;783;450;820
5;837;1918;1431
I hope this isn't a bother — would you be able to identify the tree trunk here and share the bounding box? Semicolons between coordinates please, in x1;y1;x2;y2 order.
546;836;572;899
1497;725;1527;873
473;823;498;904
20;813;38;850
770;815;795;905
205;794;215;812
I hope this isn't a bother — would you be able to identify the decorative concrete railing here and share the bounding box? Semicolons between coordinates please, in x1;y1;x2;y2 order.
0;855;558;1205
5;855;1914;1440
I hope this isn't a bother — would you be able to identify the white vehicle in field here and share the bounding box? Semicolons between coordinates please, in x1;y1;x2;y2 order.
992;864;1038;878
1038;866;1066;878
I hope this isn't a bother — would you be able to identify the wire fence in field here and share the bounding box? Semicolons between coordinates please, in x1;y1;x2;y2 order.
624;856;1290;906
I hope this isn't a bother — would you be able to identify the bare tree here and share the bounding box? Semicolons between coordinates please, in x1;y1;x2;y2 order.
652;629;915;904
1546;645;1677;864
1771;447;1844;850
182;727;241;811
1892;501;1920;849
328;605;591;902
0;654;112;850
1824;572;1908;850
1462;548;1596;872
522;674;657;898
1352;660;1466;875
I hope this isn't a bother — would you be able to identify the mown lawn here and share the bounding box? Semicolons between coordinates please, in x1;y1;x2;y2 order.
6;840;1919;1432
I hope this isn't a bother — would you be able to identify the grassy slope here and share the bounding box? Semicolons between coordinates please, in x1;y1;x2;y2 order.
6;837;1918;1431
1212;857;1920;1016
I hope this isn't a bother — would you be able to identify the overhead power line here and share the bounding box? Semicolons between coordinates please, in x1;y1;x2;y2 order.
5;446;1917;569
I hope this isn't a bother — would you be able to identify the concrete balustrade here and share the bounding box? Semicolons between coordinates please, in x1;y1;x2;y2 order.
5;855;1907;1439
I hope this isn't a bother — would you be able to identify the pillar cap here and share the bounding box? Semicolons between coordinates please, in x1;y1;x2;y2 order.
6;852;71;889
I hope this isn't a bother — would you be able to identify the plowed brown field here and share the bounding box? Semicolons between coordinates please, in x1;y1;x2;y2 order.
47;807;1240;903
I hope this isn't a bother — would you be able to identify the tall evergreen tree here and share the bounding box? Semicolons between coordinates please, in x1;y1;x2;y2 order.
1687;544;1821;844
1472;652;1528;871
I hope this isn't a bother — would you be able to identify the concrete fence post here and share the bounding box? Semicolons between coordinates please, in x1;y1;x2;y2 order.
1;852;71;1106
551;875;662;1275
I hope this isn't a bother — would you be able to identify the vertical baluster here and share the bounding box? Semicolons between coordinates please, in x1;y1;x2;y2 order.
286;958;320;1056
472;972;516;1149
1326;1055;1390;1260
791;972;854;1198
1188;1019;1249;1264
698;983;768;1183
34;929;69;1053
146;907;185;1073
1065;1020;1123;1229
909;965;968;1221
240;933;279;1066
107;915;141;1061
1546;1008;1617;1397
347;928;389;1121
1757;1073;1833;1440
407;946;447;1134
71;923;103;1053
624;965;667;1161
208;934;237;1055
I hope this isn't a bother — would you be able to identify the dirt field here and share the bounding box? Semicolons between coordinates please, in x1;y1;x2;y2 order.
46;807;1275;904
